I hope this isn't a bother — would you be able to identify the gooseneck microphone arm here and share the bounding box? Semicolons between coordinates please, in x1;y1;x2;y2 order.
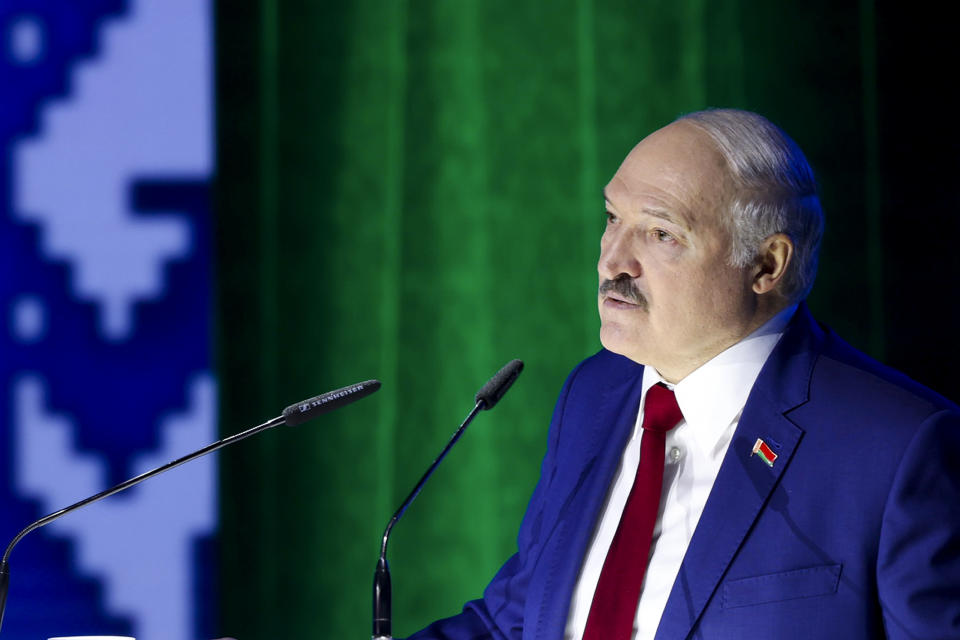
373;360;523;640
2;414;281;567
0;379;381;635
372;402;482;638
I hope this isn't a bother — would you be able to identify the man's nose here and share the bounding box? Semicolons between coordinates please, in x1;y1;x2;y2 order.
598;230;641;280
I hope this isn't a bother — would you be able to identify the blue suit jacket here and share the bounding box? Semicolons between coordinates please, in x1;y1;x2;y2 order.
406;306;960;639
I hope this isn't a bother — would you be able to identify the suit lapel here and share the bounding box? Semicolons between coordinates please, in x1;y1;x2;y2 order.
534;366;646;640
654;403;802;639
654;305;823;640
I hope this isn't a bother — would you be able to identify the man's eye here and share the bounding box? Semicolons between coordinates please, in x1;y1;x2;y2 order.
604;211;617;224
654;229;673;242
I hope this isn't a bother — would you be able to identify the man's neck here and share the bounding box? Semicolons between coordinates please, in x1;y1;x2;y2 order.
655;301;797;384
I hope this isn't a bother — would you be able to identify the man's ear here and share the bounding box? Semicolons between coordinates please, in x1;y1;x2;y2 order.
753;233;793;294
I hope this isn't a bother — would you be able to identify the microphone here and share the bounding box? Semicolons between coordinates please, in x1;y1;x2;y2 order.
283;379;382;425
475;359;523;410
0;379;381;634
372;360;523;640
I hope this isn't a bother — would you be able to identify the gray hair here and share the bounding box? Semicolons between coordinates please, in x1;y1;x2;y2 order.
678;109;824;302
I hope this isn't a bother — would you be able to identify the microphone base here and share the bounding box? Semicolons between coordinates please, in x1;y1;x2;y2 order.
372;556;392;639
1;559;9;632
372;636;392;640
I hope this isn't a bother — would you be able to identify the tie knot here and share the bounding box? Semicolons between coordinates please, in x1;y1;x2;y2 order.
641;383;683;433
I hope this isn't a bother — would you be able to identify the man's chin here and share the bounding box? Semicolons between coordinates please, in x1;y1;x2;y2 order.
599;326;649;365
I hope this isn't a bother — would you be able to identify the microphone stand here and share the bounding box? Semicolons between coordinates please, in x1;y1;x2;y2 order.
372;359;522;640
373;402;484;640
0;414;283;632
0;380;381;634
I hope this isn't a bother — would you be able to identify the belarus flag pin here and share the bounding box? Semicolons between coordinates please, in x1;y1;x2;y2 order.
752;438;778;467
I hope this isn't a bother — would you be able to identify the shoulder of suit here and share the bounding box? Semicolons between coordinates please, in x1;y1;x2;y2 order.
565;348;644;391
809;322;958;422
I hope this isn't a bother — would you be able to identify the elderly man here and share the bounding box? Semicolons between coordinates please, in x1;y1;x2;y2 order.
405;109;960;639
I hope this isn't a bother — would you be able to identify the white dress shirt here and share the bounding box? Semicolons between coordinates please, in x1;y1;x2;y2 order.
564;304;797;640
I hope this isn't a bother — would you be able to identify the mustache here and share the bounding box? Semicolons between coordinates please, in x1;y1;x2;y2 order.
599;275;648;310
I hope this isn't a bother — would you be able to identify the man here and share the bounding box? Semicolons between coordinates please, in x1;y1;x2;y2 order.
405;109;960;639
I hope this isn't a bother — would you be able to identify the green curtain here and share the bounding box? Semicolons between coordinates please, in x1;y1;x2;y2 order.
215;1;884;637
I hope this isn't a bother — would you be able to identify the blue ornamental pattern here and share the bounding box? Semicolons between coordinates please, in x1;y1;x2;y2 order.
0;1;216;638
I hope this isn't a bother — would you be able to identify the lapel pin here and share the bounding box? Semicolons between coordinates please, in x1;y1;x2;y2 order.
751;438;778;467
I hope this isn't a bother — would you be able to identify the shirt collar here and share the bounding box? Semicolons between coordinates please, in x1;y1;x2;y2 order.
640;304;797;450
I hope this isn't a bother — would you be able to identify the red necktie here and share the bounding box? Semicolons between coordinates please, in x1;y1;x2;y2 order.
582;382;683;640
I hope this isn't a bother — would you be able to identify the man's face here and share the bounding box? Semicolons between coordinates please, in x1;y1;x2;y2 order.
598;121;760;382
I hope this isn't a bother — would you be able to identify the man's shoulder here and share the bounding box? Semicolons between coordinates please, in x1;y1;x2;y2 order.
564;348;644;391
779;309;959;436
813;322;957;416
544;349;644;423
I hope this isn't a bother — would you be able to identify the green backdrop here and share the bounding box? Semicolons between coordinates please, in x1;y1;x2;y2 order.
215;1;957;637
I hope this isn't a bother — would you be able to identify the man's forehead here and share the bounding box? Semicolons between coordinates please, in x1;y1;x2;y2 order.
603;186;683;221
603;122;733;226
603;176;698;231
603;189;694;231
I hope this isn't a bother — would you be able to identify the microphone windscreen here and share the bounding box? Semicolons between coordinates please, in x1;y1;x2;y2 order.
283;380;382;426
475;359;523;410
